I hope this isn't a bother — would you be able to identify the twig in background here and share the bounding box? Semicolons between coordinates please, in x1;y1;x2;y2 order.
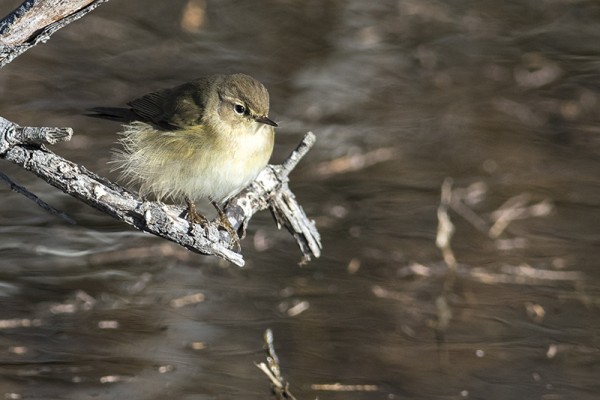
313;147;396;177
0;171;75;225
489;194;553;238
255;329;298;400
256;330;380;398
449;182;490;234
433;178;457;360
436;177;457;272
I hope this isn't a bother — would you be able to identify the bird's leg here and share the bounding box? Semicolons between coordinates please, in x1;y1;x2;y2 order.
186;197;208;225
211;201;241;251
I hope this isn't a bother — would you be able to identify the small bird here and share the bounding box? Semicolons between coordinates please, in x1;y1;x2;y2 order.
88;73;278;248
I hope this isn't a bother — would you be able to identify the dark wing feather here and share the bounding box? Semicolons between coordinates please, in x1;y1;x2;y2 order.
127;89;175;129
128;80;208;130
86;107;138;122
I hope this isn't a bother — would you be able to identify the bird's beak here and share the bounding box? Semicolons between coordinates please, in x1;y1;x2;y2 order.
254;115;278;127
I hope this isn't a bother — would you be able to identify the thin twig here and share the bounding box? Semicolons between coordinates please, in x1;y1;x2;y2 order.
0;171;75;224
255;329;299;400
280;132;316;175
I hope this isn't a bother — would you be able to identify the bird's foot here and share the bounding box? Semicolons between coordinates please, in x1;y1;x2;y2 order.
186;198;208;228
211;201;241;252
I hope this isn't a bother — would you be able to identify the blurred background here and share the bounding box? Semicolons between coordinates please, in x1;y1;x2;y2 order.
0;0;599;399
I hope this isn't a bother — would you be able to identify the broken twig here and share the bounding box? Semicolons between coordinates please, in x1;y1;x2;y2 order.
256;329;298;400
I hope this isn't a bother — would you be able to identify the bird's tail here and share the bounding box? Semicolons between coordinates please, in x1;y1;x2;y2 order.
86;107;138;123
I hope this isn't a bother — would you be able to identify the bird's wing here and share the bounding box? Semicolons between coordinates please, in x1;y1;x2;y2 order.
128;80;207;130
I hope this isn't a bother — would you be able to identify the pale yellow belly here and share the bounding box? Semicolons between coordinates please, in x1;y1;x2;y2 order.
112;121;274;204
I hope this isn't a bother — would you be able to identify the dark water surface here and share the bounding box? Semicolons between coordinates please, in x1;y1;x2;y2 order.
1;1;599;399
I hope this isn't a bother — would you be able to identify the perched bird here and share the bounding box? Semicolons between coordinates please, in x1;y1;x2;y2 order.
88;73;278;248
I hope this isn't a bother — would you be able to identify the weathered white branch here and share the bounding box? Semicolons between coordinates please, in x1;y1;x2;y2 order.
0;117;321;266
227;134;321;263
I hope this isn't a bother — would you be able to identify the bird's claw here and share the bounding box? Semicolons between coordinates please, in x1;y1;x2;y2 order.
212;201;241;252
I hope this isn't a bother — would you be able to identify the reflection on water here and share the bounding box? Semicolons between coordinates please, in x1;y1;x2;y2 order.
1;0;599;399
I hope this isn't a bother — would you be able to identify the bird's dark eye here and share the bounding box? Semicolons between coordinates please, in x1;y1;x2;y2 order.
234;104;246;115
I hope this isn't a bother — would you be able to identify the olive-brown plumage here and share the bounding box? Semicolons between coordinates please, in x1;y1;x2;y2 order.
89;73;277;246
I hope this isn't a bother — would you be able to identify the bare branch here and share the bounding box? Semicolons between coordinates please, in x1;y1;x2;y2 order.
0;117;321;266
1;0;110;67
227;132;321;264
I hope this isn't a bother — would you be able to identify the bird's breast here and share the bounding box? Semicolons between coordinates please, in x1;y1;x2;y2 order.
184;123;275;201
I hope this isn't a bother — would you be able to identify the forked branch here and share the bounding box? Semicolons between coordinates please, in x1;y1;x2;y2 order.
0;117;321;266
